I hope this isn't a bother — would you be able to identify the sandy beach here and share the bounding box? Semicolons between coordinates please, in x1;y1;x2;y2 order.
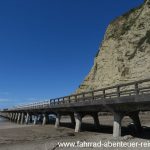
0;113;150;150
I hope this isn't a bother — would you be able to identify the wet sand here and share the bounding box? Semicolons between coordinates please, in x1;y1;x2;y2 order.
0;114;150;150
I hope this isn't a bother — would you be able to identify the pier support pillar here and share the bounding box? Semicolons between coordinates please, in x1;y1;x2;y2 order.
14;113;16;122
8;113;10;119
7;113;9;120
92;112;100;128
29;115;32;123
21;113;25;124
129;112;142;133
25;113;29;124
12;113;15;122
11;113;14;121
11;113;13;122
113;112;123;138
10;113;13;121
33;115;38;125
39;114;43;124
55;113;61;128
15;113;18;122
8;113;10;120
74;112;82;132
17;113;21;124
42;114;48;125
70;114;75;126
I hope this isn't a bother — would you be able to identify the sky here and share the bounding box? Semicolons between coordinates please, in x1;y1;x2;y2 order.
0;0;144;109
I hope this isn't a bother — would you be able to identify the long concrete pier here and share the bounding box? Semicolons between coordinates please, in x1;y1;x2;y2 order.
1;78;150;138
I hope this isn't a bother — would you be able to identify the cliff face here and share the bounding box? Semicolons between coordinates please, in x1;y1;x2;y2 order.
77;0;150;93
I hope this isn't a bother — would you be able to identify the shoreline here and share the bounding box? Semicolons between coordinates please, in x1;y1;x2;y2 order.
0;114;150;150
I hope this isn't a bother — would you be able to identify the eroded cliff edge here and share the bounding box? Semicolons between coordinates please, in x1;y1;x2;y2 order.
77;0;150;93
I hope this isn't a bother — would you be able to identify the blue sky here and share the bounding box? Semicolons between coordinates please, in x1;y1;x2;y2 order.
0;0;144;109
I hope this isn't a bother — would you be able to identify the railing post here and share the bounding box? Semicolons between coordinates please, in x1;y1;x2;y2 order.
117;86;120;97
135;83;139;95
68;96;70;103
91;91;94;101
54;99;55;105
103;90;106;99
75;95;77;102
49;100;51;106
83;93;85;101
